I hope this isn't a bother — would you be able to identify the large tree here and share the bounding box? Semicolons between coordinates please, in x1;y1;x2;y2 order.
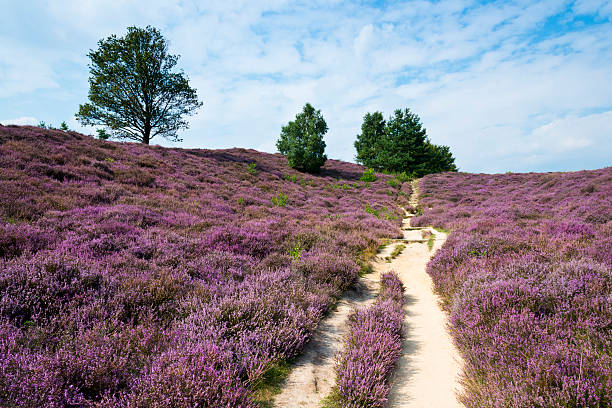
276;103;328;173
354;108;457;176
76;26;202;144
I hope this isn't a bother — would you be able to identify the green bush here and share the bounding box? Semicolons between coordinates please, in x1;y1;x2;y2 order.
272;192;288;207
395;172;412;183
360;168;377;182
246;163;257;175
289;238;303;261
387;178;400;189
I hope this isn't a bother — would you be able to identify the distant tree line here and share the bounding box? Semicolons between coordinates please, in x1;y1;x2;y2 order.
72;25;455;176
277;104;457;175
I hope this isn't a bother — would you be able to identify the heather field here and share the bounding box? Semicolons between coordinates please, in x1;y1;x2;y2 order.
413;170;612;407
0;125;410;407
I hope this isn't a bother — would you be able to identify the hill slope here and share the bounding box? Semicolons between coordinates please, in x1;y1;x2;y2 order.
0;125;408;407
413;170;612;407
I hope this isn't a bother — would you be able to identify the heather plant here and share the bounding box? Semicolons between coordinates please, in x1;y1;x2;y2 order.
0;124;404;406
335;272;405;407
413;169;612;407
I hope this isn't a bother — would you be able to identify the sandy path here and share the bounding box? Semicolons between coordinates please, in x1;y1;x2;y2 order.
385;217;464;407
274;246;396;406
275;181;463;407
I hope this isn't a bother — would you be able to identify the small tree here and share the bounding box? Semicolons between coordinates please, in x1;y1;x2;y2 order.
59;122;69;131
355;108;457;176
277;103;327;173
76;26;202;144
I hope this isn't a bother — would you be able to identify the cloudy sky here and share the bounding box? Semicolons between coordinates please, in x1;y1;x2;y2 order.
1;0;611;173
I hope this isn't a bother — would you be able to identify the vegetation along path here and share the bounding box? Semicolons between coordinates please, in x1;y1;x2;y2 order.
275;181;464;407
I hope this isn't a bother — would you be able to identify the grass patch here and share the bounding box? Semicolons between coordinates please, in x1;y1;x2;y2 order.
427;234;435;251
385;243;405;262
250;360;292;407
358;261;373;277
390;243;405;258
319;388;342;408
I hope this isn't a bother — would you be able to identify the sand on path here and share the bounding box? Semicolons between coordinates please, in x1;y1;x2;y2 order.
275;181;463;407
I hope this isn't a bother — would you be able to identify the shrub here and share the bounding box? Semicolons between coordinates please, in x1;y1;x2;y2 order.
360;168;377;182
272;192;288;207
246;162;257;175
387;178;400;189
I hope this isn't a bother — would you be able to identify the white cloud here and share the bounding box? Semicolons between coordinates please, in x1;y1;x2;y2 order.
0;1;611;172
0;116;38;126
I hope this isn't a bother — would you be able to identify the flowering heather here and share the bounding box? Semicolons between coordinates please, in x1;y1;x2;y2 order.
413;169;612;407
335;272;405;407
0;125;409;407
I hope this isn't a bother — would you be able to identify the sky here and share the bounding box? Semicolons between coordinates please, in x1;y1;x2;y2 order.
1;0;611;173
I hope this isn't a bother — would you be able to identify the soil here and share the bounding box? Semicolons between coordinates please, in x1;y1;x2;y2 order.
274;181;464;407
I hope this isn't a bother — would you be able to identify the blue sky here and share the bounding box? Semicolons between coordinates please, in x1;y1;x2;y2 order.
1;0;611;173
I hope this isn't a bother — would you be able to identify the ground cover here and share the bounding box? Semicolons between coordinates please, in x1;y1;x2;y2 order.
413;169;612;407
0;125;410;407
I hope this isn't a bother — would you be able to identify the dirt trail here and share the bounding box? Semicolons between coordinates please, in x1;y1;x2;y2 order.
274;181;463;407
273;246;393;406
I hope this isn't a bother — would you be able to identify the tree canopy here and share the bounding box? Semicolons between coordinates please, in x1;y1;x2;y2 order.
277;103;328;173
76;26;202;144
354;108;457;176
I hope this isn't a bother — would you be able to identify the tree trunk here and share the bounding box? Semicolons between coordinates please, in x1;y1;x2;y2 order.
143;126;151;145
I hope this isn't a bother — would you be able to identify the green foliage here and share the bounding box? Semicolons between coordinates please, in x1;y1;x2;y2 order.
237;197;245;206
276;103;327;173
354;108;457;177
250;360;292;407
246;163;257;175
427;234;435;251
284;173;298;183
320;389;342;408
59;121;69;131
364;203;379;217
76;26;202;144
96;128;110;140
37;121;48;129
331;183;351;190
382;209;398;220
289;238;303;261
395;171;412;183
354;111;385;168
387;178;400;189
386;243;406;262
271;192;288;207
360;168;377;182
